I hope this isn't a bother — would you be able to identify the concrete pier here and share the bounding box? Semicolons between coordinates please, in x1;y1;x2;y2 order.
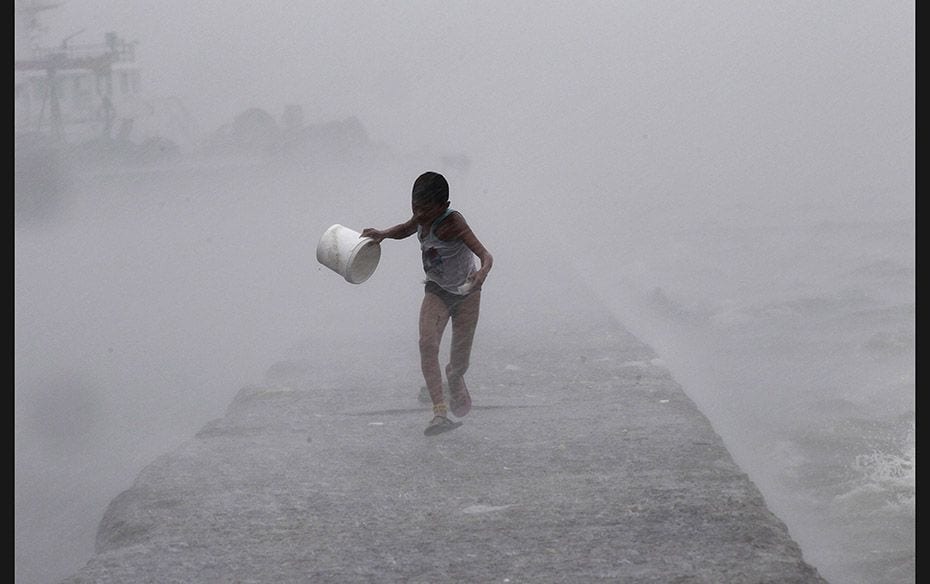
61;274;826;583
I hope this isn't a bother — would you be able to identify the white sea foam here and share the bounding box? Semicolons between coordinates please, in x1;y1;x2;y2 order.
851;428;915;496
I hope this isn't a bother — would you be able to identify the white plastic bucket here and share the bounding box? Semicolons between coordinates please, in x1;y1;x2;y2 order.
316;224;381;284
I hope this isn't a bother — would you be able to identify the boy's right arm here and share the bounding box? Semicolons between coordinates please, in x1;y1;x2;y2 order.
362;218;416;243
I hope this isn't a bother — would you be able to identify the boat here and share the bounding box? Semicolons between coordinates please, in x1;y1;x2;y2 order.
15;1;195;166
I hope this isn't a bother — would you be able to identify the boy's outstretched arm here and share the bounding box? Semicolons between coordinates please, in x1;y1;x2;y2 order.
362;218;416;243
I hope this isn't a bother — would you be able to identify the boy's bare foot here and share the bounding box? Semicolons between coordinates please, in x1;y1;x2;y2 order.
423;415;462;436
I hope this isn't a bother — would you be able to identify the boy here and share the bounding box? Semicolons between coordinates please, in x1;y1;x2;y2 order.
362;172;493;436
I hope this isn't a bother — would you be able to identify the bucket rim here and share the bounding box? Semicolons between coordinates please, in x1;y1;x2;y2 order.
344;237;381;284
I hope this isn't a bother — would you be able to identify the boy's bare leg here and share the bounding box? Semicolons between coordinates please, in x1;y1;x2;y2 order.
419;292;450;415
448;290;481;385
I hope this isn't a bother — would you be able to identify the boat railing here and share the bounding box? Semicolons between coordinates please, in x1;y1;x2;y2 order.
31;40;136;64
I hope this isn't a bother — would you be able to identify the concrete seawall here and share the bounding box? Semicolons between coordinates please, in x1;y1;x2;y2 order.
61;275;826;583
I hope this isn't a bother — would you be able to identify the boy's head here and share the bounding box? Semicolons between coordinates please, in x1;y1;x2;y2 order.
412;172;449;207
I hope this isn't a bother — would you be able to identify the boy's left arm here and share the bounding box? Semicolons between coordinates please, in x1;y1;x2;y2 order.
457;220;493;290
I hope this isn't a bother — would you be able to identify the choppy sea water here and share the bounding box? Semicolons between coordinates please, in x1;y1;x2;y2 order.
568;210;915;584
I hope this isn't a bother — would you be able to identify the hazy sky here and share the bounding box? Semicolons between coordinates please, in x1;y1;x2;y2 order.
20;0;914;193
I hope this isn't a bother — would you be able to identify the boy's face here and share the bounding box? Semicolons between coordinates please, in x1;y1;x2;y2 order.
412;199;447;225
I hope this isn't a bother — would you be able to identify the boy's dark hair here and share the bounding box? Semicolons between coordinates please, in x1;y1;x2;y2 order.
412;172;449;206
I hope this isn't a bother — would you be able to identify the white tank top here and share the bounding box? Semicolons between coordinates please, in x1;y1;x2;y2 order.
418;209;477;294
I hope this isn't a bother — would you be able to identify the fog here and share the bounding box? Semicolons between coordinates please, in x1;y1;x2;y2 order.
15;2;913;584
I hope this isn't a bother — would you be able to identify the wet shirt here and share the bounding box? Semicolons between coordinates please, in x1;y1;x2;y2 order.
418;209;477;294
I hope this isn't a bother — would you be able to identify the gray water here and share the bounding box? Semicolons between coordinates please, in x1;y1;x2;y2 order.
16;2;912;584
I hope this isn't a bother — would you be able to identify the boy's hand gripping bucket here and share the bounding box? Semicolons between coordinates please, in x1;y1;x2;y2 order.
316;224;381;284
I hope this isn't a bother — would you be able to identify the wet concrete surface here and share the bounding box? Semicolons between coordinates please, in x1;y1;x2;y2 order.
61;275;826;583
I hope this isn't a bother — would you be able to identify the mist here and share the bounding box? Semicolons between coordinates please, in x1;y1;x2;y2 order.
15;2;913;584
